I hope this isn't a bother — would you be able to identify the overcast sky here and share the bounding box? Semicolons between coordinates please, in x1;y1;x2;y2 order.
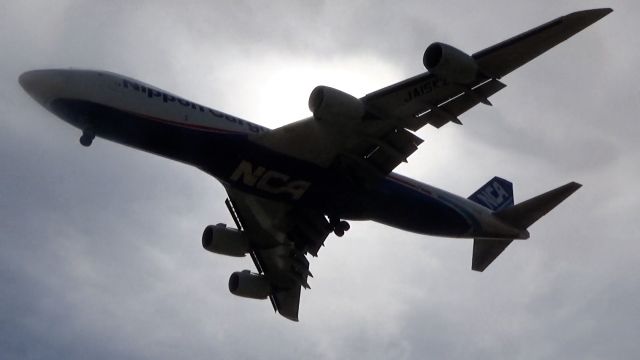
1;1;638;359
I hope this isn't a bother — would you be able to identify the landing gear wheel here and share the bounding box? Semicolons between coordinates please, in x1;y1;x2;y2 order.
330;217;350;237
79;130;95;147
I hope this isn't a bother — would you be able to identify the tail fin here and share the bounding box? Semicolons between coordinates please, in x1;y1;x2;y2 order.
468;176;514;211
495;182;582;230
468;177;515;272
468;179;581;272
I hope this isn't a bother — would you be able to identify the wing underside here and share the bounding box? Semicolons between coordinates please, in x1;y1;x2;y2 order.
225;188;331;321
254;9;610;181
229;9;610;319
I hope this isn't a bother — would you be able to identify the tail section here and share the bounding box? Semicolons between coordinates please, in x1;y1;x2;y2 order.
468;179;581;272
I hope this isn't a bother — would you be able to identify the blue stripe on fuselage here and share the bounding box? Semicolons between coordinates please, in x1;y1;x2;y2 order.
368;175;473;237
49;98;473;237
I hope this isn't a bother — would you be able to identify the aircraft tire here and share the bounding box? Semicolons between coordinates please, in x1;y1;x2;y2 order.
79;131;94;147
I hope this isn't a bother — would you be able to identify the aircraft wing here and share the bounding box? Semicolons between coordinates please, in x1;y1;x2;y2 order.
254;9;611;179
225;187;331;321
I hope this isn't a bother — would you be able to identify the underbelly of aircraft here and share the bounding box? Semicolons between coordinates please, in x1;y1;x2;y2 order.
48;98;472;238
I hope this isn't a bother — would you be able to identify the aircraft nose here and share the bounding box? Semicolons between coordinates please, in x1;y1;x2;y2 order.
19;69;66;107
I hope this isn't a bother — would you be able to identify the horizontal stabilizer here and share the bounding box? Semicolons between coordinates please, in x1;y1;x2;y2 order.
495;182;582;230
472;238;513;272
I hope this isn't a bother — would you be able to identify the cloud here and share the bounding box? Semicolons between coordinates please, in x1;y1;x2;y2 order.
1;1;638;359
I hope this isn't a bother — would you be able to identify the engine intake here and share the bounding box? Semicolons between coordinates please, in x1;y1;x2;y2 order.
308;86;365;123
228;270;271;299
202;224;249;257
423;42;478;84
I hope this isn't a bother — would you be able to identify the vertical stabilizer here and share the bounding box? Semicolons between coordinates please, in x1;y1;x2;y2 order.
468;177;516;272
468;176;514;211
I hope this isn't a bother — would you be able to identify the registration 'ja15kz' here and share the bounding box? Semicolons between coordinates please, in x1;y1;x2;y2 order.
19;9;611;321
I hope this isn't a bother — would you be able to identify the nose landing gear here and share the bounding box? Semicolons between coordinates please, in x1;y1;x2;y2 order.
329;217;350;237
79;129;95;147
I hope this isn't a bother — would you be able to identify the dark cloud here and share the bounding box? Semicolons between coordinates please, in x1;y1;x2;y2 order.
1;1;638;359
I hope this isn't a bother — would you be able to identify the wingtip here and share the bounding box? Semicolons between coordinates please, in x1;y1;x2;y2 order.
589;8;614;19
567;8;613;23
555;181;582;198
567;181;583;192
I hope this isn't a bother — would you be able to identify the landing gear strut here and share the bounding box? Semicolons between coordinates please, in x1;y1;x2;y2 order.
79;129;95;147
329;216;350;237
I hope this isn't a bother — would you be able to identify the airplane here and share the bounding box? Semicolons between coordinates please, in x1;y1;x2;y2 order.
19;8;611;321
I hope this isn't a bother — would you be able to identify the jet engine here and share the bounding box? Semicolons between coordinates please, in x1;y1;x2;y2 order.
228;270;271;299
308;85;365;123
423;42;479;84
201;224;249;257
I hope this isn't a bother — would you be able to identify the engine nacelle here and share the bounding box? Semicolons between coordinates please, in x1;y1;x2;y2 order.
228;270;271;300
308;86;365;123
201;224;249;257
423;42;479;84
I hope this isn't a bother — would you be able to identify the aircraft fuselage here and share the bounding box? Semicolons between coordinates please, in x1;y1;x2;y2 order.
19;69;526;240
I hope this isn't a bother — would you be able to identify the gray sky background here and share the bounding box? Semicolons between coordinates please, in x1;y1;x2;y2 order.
1;1;638;359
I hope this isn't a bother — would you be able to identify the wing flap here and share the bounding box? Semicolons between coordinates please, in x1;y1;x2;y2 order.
404;79;506;130
225;188;331;321
351;128;424;176
364;75;466;121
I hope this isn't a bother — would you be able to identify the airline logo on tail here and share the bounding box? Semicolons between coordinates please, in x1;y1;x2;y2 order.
468;177;514;211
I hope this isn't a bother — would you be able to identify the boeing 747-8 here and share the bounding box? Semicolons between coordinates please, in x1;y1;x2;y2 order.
19;9;611;321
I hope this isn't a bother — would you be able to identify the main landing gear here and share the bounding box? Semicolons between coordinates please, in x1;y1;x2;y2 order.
329;217;350;237
79;129;95;147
